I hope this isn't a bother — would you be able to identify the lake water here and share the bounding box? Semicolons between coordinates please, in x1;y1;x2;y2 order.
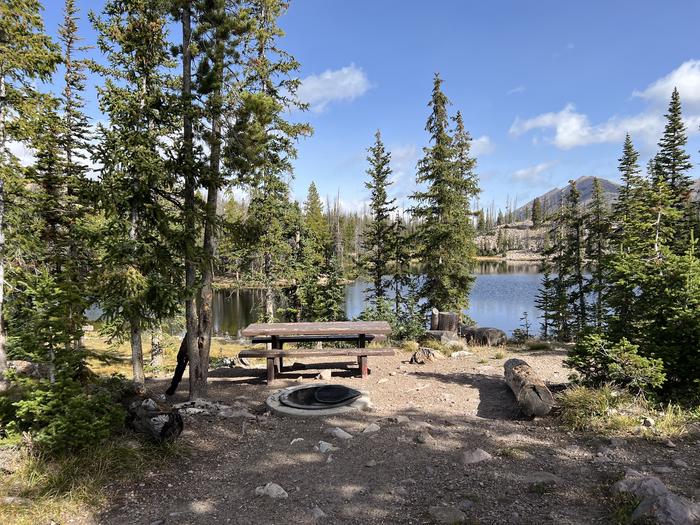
212;261;543;337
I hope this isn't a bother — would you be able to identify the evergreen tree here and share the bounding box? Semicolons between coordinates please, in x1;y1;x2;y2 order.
91;0;182;390
531;197;542;227
411;76;479;312
303;182;331;261
361;130;396;302
534;267;555;339
584;178;610;330
0;0;61;387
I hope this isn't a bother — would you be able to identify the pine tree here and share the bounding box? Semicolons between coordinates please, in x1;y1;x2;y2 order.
531;197;542;227
561;181;587;333
584;178;610;330
303;182;331;261
534;267;555;339
361;130;396;302
91;0;182;390
0;0;61;388
411;76;479;312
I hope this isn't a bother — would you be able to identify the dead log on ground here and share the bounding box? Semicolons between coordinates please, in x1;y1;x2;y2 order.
127;398;183;441
503;358;554;417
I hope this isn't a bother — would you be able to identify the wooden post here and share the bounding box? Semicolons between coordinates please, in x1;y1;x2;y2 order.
437;312;459;332
359;355;368;379
357;334;367;378
430;308;440;330
266;357;275;383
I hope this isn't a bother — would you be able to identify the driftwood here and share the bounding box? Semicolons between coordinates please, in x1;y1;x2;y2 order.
503;358;554;417
127;398;183;441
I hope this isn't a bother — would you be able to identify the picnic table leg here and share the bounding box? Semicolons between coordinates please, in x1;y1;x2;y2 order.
271;335;283;375
359;355;368;378
266;357;275;383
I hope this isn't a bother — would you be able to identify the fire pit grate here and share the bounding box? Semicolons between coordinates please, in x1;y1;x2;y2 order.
279;385;361;410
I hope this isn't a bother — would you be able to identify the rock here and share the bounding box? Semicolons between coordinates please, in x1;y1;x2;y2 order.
311;506;327;520
316;370;333;381
407;421;433;431
363;423;381;433
461;327;507;346
652;466;674;474
255;482;288;499
219;408;255;419
613;469;700;525
673;459;689;468
388;415;410;424
462;448;493;464
410;347;445;364
450;350;473;358
377;378;389;384
415;432;435;444
427;505;467;524
642;416;655;427
664;439;676;448
424;330;459;344
1;496;32;506
325;427;353;440
290;438;304;445
365;459;377;467
6;360;51;379
317;441;338;453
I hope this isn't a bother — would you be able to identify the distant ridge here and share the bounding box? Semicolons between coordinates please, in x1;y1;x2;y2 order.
513;176;620;221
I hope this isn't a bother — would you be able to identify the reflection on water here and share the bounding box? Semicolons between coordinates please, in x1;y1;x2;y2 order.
213;261;543;337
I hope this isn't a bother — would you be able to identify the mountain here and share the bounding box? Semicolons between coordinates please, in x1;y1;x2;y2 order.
513;176;620;221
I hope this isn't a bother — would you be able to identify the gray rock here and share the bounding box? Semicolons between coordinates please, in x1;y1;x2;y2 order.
325;427;353;440
363;423;381;433
462;448;493;464
311;506;327;520
388;415;410;424
427;505;467;524
673;459;689;468
365;459;377;467
642;416;655;427
652;466;674;474
410;347;445;364
450;350;473;358
1;496;32;506
317;441;338;453
254;482;288;499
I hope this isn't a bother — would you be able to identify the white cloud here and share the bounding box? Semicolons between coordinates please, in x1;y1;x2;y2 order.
633;60;700;106
511;161;557;184
297;64;370;112
510;61;700;150
472;135;495;156
7;141;35;166
507;85;525;95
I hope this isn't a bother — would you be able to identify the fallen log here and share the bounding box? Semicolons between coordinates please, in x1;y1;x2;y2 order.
503;358;554;417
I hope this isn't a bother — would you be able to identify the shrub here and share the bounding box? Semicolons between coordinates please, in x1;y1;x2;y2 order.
3;374;126;455
565;334;666;393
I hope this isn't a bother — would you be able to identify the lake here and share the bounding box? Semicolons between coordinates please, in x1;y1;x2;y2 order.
212;261;543;337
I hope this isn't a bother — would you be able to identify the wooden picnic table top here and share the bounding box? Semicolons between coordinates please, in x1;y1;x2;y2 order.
241;321;392;338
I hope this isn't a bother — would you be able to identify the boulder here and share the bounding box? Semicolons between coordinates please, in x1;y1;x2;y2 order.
424;330;459;344
410;347;445;364
6;360;51;379
461;327;507;346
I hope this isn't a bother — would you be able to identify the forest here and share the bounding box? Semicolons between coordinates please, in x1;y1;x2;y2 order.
1;0;699;524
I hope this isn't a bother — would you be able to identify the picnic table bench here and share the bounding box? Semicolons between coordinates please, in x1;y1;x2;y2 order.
239;321;395;384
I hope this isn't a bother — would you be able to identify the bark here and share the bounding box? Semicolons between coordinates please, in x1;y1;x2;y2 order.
150;326;163;369
437;312;459;332
504;358;554;417
180;2;202;400
0;178;7;391
130;314;145;390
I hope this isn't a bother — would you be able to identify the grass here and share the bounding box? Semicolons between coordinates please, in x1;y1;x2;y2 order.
0;436;185;525
557;385;697;438
609;493;642;525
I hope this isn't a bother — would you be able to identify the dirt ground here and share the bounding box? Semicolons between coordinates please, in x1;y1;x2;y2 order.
99;346;700;525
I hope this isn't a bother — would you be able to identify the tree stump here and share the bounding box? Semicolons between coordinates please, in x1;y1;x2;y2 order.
437;312;459;332
430;308;440;331
503;358;554;417
127;398;183;441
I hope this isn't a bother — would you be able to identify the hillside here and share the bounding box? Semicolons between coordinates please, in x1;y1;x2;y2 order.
513;176;620;221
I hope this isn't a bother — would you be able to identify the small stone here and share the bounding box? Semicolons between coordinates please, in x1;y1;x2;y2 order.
377;378;389;384
415;432;435;444
363;423;381;434
642;416;655;427
317;441;338;453
311;506;327;520
290;438;304;445
325;427;353;440
652;465;674;474
462;448;493;464
450;350;473;358
1;497;31;506
389;372;397;376
672;459;689;468
427;505;467;524
255;482;288;499
664;439;676;448
365;460;377;467
388;415;410;424
317;370;333;381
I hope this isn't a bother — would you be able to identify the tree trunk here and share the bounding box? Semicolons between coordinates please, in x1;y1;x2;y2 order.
180;2;201;400
504;358;554;417
130;315;145;390
437;312;459;332
430;308;439;330
0;178;7;392
150;326;163;369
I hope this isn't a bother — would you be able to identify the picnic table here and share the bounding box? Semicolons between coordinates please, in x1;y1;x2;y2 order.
239;321;395;384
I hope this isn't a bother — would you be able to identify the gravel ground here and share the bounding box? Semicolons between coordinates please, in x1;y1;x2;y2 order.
99;346;700;525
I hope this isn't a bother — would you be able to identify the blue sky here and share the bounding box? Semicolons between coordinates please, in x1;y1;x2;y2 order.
40;0;700;211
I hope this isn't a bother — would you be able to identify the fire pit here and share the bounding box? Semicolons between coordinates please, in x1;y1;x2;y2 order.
266;384;372;417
